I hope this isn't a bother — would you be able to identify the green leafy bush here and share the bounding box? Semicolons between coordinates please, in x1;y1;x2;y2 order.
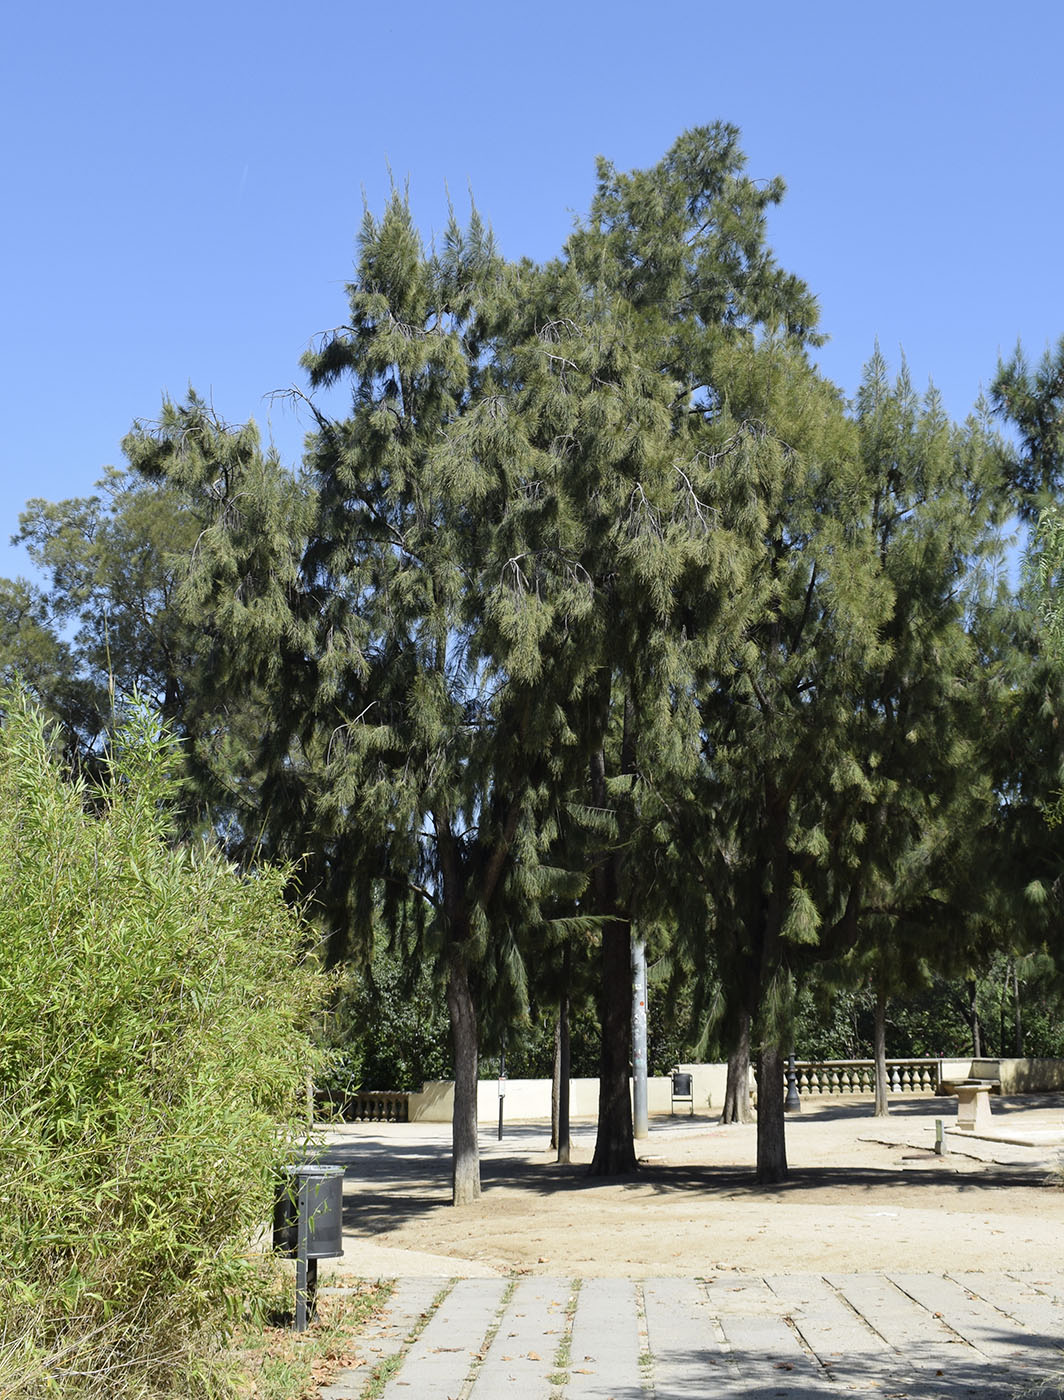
321;945;453;1094
0;699;325;1398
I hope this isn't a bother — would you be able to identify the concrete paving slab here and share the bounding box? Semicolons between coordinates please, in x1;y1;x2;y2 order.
378;1277;506;1399
566;1277;644;1399
952;1269;1064;1357
764;1272;889;1367
318;1277;446;1400
643;1277;737;1399
827;1272;971;1358
467;1276;571;1398
702;1273;789;1315
320;1268;1064;1398
890;1271;1045;1368
715;1312;825;1384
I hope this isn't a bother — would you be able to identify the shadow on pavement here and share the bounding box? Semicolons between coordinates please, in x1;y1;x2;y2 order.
328;1150;1061;1241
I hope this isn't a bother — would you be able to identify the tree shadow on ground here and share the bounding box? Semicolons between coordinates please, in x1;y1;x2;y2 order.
333;1149;1060;1238
319;1093;1064;1238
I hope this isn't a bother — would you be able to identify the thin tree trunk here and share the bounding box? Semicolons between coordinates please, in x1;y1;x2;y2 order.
589;917;638;1176
998;960;1008;1059
551;1010;561;1151
967;978;982;1059
631;935;648;1139
873;985;888;1118
447;955;480;1205
557;986;572;1164
721;1011;753;1124
1013;963;1023;1056
755;1043;787;1184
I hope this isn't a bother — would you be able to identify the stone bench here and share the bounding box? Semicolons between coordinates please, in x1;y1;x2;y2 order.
953;1079;998;1132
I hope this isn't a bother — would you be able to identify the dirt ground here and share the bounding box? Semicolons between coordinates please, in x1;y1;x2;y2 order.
319;1095;1064;1279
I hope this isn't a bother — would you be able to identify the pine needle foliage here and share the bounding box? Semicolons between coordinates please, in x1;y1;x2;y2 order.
124;126;840;1186
655;344;1015;1176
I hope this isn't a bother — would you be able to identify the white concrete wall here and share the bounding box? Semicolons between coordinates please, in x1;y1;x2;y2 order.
407;1063;735;1124
980;1058;1064;1093
939;1058;974;1087
405;1058;1064;1122
921;1058;1064;1094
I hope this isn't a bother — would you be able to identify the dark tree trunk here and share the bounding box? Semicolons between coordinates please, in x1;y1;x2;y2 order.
999;962;1008;1061
755;1043;787;1184
873;985;889;1118
587;726;637;1178
1013;964;1023;1056
967;978;982;1059
551;1010;561;1151
557;987;572;1164
447;955;480;1205
721;1010;753;1124
589;918;638;1176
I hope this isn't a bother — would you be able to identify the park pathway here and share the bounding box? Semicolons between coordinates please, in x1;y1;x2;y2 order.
319;1269;1064;1398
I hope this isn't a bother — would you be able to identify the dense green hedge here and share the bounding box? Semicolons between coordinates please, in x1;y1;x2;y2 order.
0;700;324;1398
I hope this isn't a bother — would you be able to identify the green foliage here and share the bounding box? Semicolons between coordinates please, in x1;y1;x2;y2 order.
231;1271;391;1400
1029;504;1064;663
992;335;1064;515
8;124;1062;1194
322;948;453;1092
0;697;325;1398
7;468;203;764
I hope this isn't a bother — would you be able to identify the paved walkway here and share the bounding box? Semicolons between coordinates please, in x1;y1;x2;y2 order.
320;1270;1064;1398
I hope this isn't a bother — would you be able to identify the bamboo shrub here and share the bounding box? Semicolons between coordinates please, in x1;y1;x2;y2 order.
0;698;325;1397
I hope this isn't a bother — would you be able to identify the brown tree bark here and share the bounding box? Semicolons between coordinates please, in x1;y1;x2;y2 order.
589;917;638;1176
755;1043;787;1184
447;955;480;1205
721;1010;753;1124
873;985;889;1118
587;727;637;1178
967;978;982;1058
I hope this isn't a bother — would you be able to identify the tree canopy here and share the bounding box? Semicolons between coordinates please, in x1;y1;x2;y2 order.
4;123;1063;1197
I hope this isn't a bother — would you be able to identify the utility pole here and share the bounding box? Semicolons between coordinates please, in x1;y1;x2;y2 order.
632;935;648;1138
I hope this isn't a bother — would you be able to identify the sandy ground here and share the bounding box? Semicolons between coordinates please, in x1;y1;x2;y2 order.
316;1095;1064;1280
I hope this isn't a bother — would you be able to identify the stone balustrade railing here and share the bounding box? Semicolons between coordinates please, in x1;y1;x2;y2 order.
349;1091;410;1121
317;1089;410;1121
793;1058;941;1096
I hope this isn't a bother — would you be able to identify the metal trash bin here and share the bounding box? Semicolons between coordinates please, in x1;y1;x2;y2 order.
274;1163;344;1330
671;1071;694;1115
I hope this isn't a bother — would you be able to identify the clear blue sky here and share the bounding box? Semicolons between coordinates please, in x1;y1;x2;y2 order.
2;1;1061;580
